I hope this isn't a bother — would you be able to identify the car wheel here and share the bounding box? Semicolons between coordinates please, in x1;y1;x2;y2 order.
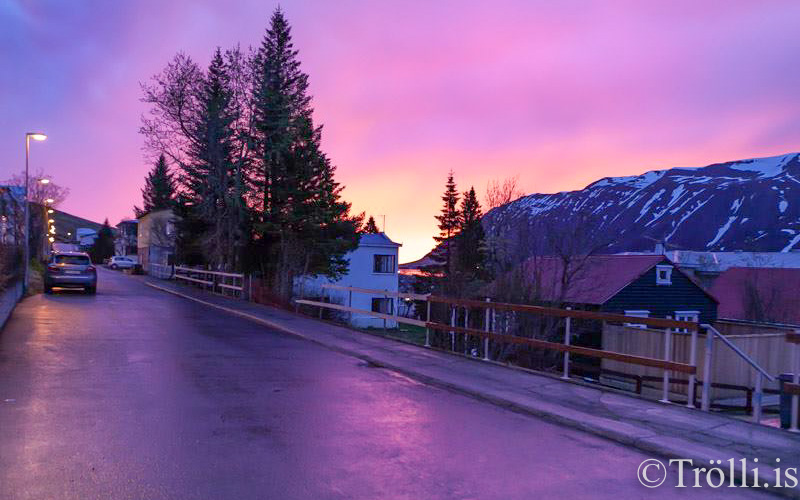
86;286;96;295
111;264;118;270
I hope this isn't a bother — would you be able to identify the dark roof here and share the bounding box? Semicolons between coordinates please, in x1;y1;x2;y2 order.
523;255;666;305
710;267;800;326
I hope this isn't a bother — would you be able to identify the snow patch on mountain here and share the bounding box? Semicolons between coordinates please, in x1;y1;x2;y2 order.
728;153;796;178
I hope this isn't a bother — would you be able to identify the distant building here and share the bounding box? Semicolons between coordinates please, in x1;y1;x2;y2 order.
76;228;98;249
521;254;718;325
137;209;177;269
295;233;402;328
711;267;800;327
620;248;800;288
115;219;138;256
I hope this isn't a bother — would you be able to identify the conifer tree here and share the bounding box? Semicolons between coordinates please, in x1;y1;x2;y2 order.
137;154;175;216
184;48;249;270
456;186;487;279
251;8;359;298
363;216;380;234
89;219;115;264
431;171;460;277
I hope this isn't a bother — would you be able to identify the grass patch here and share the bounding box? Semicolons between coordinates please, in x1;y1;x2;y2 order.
360;323;427;346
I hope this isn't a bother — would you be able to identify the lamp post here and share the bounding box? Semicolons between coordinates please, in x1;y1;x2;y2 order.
23;132;47;293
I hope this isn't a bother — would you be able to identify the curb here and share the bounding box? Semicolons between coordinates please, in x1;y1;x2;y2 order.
146;281;797;498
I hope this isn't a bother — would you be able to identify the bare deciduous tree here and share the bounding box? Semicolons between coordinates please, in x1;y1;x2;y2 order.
4;169;69;207
484;175;525;210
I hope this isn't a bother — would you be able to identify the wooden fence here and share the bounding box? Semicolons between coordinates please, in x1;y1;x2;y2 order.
603;324;790;401
173;266;245;298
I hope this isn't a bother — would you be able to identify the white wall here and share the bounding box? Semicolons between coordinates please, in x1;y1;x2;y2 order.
297;238;400;328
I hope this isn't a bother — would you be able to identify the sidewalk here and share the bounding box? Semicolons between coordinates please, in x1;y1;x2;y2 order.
145;277;800;497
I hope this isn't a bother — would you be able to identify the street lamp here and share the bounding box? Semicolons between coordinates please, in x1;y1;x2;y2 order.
23;132;47;293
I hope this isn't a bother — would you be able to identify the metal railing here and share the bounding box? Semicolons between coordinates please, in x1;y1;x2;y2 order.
173;266;245;297
783;332;800;432
700;324;775;424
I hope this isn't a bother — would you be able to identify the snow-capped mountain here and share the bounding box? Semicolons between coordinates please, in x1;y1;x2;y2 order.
483;152;800;254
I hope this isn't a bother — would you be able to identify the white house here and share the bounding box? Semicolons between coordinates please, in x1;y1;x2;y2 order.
76;227;98;248
296;232;401;328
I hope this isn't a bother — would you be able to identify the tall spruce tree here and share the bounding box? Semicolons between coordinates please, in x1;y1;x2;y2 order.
183;48;249;270
137;154;175;216
456;186;487;280
431;171;460;278
251;8;359;298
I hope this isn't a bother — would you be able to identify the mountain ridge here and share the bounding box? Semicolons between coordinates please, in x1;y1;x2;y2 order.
481;152;800;255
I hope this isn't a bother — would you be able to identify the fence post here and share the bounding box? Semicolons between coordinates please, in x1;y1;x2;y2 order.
660;317;672;404
792;340;799;432
424;298;431;348
753;374;763;424
383;291;388;332
562;307;572;380
392;292;399;330
483;298;491;361
319;287;325;319
464;307;469;355
348;289;353;325
701;325;714;411
687;326;698;408
450;306;456;352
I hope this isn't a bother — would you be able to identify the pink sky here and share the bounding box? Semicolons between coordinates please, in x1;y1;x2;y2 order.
2;0;800;261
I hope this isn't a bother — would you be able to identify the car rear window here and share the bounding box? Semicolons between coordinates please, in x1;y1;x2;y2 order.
55;255;91;265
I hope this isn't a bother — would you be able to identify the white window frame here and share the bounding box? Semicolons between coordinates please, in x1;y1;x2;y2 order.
656;265;673;285
673;310;699;333
624;310;650;329
373;254;396;274
371;297;394;315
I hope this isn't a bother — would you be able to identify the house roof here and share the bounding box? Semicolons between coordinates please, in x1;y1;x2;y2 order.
359;232;401;248
523;254;676;305
710;267;800;326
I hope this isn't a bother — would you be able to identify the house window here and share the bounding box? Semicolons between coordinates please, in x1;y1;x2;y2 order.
656;265;673;285
673;311;699;333
624;310;650;329
371;297;393;315
373;254;396;274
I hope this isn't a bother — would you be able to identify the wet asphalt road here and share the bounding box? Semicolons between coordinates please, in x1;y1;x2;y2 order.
0;269;771;500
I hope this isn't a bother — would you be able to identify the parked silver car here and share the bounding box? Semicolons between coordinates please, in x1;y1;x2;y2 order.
108;255;136;270
44;251;97;294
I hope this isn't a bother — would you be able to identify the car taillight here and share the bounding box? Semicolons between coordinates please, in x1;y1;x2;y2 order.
47;264;60;273
87;266;96;273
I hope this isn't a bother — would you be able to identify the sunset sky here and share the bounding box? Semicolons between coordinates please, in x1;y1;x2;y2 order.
2;0;800;261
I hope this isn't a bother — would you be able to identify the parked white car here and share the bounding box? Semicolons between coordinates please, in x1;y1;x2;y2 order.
108;256;136;270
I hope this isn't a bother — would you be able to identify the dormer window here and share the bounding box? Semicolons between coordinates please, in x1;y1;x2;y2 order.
656;265;672;285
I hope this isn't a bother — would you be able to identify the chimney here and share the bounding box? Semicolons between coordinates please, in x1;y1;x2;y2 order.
655;242;665;255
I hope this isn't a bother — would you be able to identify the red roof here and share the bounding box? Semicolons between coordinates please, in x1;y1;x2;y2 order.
710;267;800;326
522;254;666;305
